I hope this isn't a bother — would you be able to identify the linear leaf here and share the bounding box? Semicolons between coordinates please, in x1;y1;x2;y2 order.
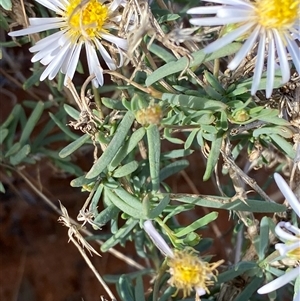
175;212;218;237
146;43;241;86
19;101;44;145
162;93;227;111
203;135;223;181
101;218;138;252
86;111;135;178
171;194;287;212
159;160;189;182
109;127;146;171
59;133;90;158
147;125;161;192
113;161;139;178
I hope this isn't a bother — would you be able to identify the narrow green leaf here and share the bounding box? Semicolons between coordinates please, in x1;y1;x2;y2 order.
217;262;258;284
0;128;8;144
162;93;227;111
147;195;170;219
105;188;144;218
134;276;146;301
5;142;21;157
49;112;80;140
117;275;135;301
10;144;31;165
5;105;23;148
113;161;139;178
101;97;126;110
203;135;223;181
113;186;143;210
204;71;225;94
19;101;44;145
23;69;44;90
64;104;80;120
109;127;145;171
161;149;194;160
159;160;189;182
147;125;161;192
184;129;198;149
94;204;120;226
148;43;176;63
70;175;96;187
171;194;287;212
89;183;103;214
86;111;135;178
146;43;241;86
257;216;270;260
253;126;294;138
270;134;296;159
59;133;90;158
175;212;218;237
101;218;138;252
0;9;9;28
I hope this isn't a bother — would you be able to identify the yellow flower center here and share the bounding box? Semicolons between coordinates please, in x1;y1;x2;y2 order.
287;245;300;260
255;0;299;29
167;248;223;297
65;0;108;40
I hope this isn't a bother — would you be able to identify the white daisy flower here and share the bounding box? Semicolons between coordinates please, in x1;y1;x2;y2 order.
257;173;300;301
8;0;128;87
143;220;223;298
187;0;300;98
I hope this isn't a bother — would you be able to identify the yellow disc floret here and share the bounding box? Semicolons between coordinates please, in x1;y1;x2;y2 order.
287;245;300;260
167;248;223;298
65;0;108;40
255;0;299;29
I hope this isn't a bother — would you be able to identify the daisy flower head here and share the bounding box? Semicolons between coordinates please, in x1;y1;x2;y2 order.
187;0;300;98
143;220;224;298
257;173;300;301
8;0;128;87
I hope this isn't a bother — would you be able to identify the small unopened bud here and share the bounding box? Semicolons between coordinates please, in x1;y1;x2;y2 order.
136;104;163;126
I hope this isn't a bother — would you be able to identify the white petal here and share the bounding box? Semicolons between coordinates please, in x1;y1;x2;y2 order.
94;39;116;70
286;37;300;74
257;267;300;294
285;222;300;236
187;6;224;15
63;42;82;80
204;22;255;53
85;43;103;87
251;29;266;95
266;35;276;98
273;29;290;84
101;32;128;50
40;47;60;65
228;24;260;70
274;173;300;218
29;17;64;26
108;0;123;12
143;220;174;258
217;7;252;18
275;222;299;242
35;0;65;13
201;0;254;8
190;16;251;26
30;31;65;53
275;242;300;257
40;41;72;81
9;22;65;36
